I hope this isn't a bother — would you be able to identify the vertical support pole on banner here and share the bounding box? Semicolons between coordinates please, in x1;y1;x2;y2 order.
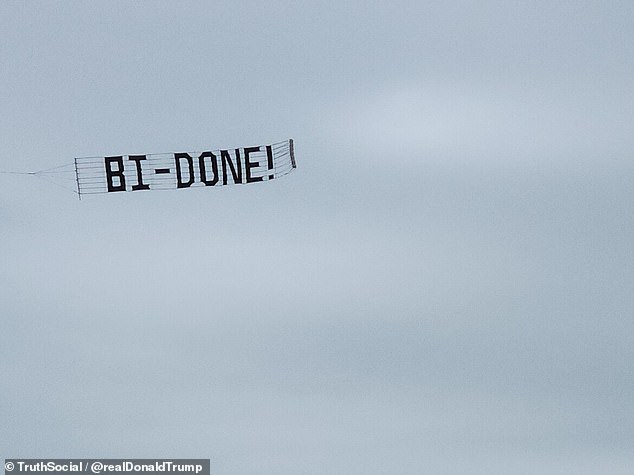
74;157;81;200
289;139;296;168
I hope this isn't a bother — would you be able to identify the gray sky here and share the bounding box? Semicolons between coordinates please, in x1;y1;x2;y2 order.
1;1;632;473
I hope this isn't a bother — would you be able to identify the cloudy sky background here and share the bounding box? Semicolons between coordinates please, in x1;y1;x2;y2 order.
0;1;632;473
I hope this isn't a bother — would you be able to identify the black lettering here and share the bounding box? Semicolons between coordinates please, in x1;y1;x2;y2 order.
244;146;263;183
128;155;150;191
221;149;242;185
198;151;219;186
175;153;195;188
105;156;126;192
266;145;274;180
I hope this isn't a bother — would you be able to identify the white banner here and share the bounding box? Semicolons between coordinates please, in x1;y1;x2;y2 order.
74;139;296;196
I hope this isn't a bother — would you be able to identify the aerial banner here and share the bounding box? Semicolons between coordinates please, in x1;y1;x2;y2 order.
74;139;296;197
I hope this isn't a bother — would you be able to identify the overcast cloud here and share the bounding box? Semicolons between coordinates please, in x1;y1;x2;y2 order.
0;1;632;474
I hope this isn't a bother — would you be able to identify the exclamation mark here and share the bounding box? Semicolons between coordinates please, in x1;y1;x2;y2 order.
266;145;274;180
